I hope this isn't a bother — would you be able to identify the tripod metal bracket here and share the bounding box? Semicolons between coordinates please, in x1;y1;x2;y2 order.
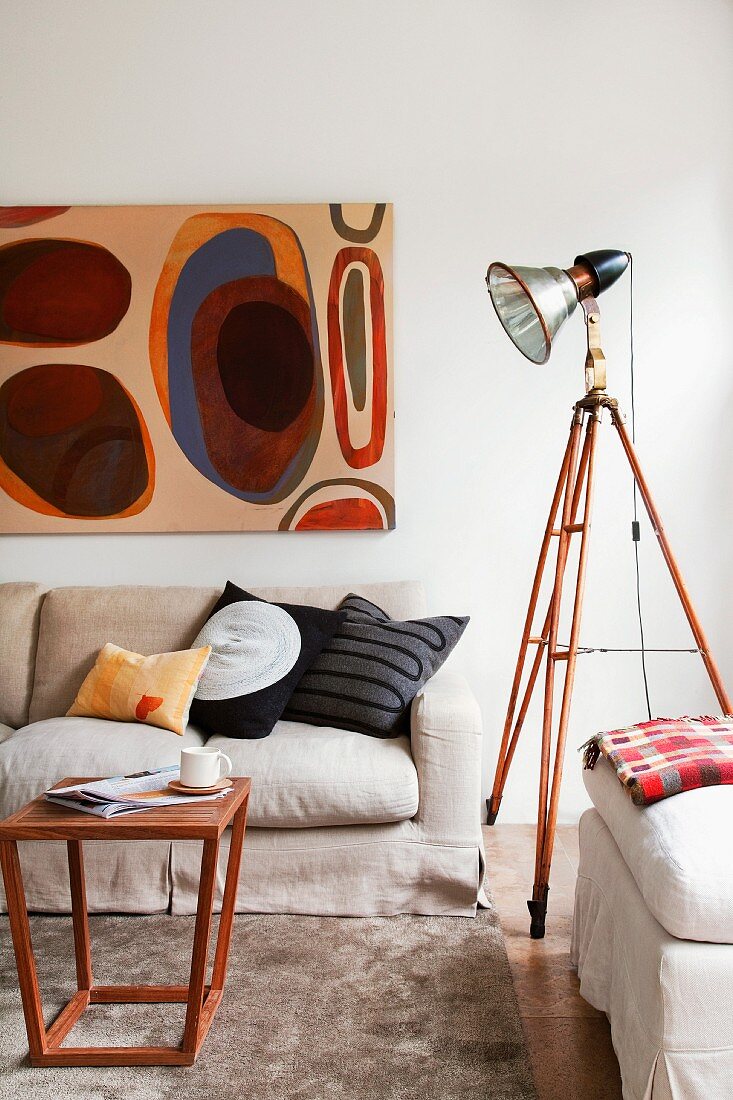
575;390;619;420
582;297;606;393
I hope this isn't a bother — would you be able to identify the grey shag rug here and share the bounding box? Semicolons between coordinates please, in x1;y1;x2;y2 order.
0;906;536;1100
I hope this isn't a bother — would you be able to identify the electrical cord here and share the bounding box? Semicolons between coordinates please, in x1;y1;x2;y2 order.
628;253;653;720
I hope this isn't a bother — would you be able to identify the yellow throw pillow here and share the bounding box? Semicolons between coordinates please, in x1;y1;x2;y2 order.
67;643;212;736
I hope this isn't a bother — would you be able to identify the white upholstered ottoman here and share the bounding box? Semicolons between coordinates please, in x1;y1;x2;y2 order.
571;758;733;1100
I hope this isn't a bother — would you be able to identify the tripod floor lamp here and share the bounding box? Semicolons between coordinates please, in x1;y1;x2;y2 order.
485;249;731;938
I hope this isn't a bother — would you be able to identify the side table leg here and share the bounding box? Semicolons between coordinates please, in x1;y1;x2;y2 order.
211;798;249;992
67;840;93;991
182;837;219;1055
0;840;47;1059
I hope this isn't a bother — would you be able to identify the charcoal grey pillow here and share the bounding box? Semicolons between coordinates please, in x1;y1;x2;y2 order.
284;593;469;738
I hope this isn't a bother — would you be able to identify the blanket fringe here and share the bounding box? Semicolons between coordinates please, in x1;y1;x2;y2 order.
579;735;601;770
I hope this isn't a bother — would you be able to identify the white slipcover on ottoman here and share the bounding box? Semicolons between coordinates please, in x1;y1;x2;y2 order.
572;759;733;1100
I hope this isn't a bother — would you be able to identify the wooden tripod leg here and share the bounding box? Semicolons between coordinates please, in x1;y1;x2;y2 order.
487;420;576;824
530;415;586;935
493;430;595;807
535;416;600;924
613;413;732;713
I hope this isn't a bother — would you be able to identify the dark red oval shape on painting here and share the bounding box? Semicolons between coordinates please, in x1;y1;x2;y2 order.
0;240;131;345
217;301;313;431
190;274;318;497
6;362;103;437
0;364;152;517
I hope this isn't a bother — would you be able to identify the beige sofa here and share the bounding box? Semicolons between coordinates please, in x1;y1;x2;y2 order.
0;581;484;917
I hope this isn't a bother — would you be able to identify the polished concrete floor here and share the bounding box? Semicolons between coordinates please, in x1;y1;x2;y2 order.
484;824;623;1100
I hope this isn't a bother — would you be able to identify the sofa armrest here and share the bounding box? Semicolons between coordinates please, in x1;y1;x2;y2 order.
410;670;483;843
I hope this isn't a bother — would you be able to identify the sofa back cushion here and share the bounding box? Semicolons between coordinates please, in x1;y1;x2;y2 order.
0;582;46;728
28;581;426;723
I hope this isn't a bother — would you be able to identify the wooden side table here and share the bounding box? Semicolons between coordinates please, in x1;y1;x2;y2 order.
0;776;251;1067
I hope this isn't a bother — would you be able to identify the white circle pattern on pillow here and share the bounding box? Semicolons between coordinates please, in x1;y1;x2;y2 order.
194;602;302;700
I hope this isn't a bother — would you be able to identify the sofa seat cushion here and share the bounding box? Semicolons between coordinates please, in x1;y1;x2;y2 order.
207;720;419;828
583;755;733;942
0;717;205;816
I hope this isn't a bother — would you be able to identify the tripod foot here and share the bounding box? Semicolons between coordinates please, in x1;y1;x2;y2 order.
486;796;502;826
527;887;549;939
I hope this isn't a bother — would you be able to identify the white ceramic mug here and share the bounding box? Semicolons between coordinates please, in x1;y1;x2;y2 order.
179;746;233;788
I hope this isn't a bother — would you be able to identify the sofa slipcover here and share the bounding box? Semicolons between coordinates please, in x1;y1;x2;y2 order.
171;669;485;917
208;722;419;828
572;809;733;1100
583;756;733;942
0;581;484;917
0;582;44;729
172;819;482;917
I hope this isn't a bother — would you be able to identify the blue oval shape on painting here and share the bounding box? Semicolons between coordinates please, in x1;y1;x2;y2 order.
162;225;323;504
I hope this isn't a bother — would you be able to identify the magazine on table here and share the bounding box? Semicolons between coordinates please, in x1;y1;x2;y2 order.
45;765;232;818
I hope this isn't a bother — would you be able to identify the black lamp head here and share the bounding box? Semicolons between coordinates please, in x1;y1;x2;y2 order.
573;250;630;296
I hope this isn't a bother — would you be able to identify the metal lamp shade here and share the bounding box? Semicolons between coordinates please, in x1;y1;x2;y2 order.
487;263;578;364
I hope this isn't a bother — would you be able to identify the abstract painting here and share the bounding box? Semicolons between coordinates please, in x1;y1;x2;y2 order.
0;204;394;532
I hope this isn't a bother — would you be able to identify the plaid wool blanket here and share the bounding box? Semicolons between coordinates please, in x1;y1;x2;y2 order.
582;717;733;806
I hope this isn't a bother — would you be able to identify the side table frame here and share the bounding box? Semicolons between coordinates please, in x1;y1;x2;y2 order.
0;796;249;1067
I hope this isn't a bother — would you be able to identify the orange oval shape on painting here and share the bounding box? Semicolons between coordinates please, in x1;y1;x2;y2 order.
0;240;131;345
150;214;324;505
327;247;388;470
278;477;395;531
6;362;103;437
295;498;383;530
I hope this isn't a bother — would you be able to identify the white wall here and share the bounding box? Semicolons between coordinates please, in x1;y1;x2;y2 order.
2;0;732;822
